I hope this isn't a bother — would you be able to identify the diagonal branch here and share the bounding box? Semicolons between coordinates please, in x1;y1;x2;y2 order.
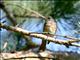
6;3;48;20
0;1;17;26
0;1;38;48
0;23;80;47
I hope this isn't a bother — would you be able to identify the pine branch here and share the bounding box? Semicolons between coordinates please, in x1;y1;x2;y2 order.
6;3;49;20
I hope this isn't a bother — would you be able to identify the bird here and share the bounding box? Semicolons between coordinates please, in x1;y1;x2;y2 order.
39;16;57;51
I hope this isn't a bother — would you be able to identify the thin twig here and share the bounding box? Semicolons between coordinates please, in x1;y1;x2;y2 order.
32;32;80;40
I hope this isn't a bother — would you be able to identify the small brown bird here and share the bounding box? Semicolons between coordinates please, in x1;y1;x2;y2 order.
39;16;57;51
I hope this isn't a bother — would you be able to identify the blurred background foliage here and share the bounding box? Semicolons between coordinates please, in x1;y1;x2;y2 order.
4;0;80;18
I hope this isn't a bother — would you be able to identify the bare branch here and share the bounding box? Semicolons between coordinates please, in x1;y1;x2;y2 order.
0;23;80;47
0;50;80;60
0;51;56;60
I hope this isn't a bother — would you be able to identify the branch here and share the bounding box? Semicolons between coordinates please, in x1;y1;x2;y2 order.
6;3;48;20
0;1;17;26
0;23;80;47
35;32;80;41
14;14;44;19
0;51;56;60
0;1;38;48
1;50;80;60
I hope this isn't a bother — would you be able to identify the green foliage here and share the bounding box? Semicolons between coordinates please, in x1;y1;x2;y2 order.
37;1;52;16
4;0;79;19
51;0;79;18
